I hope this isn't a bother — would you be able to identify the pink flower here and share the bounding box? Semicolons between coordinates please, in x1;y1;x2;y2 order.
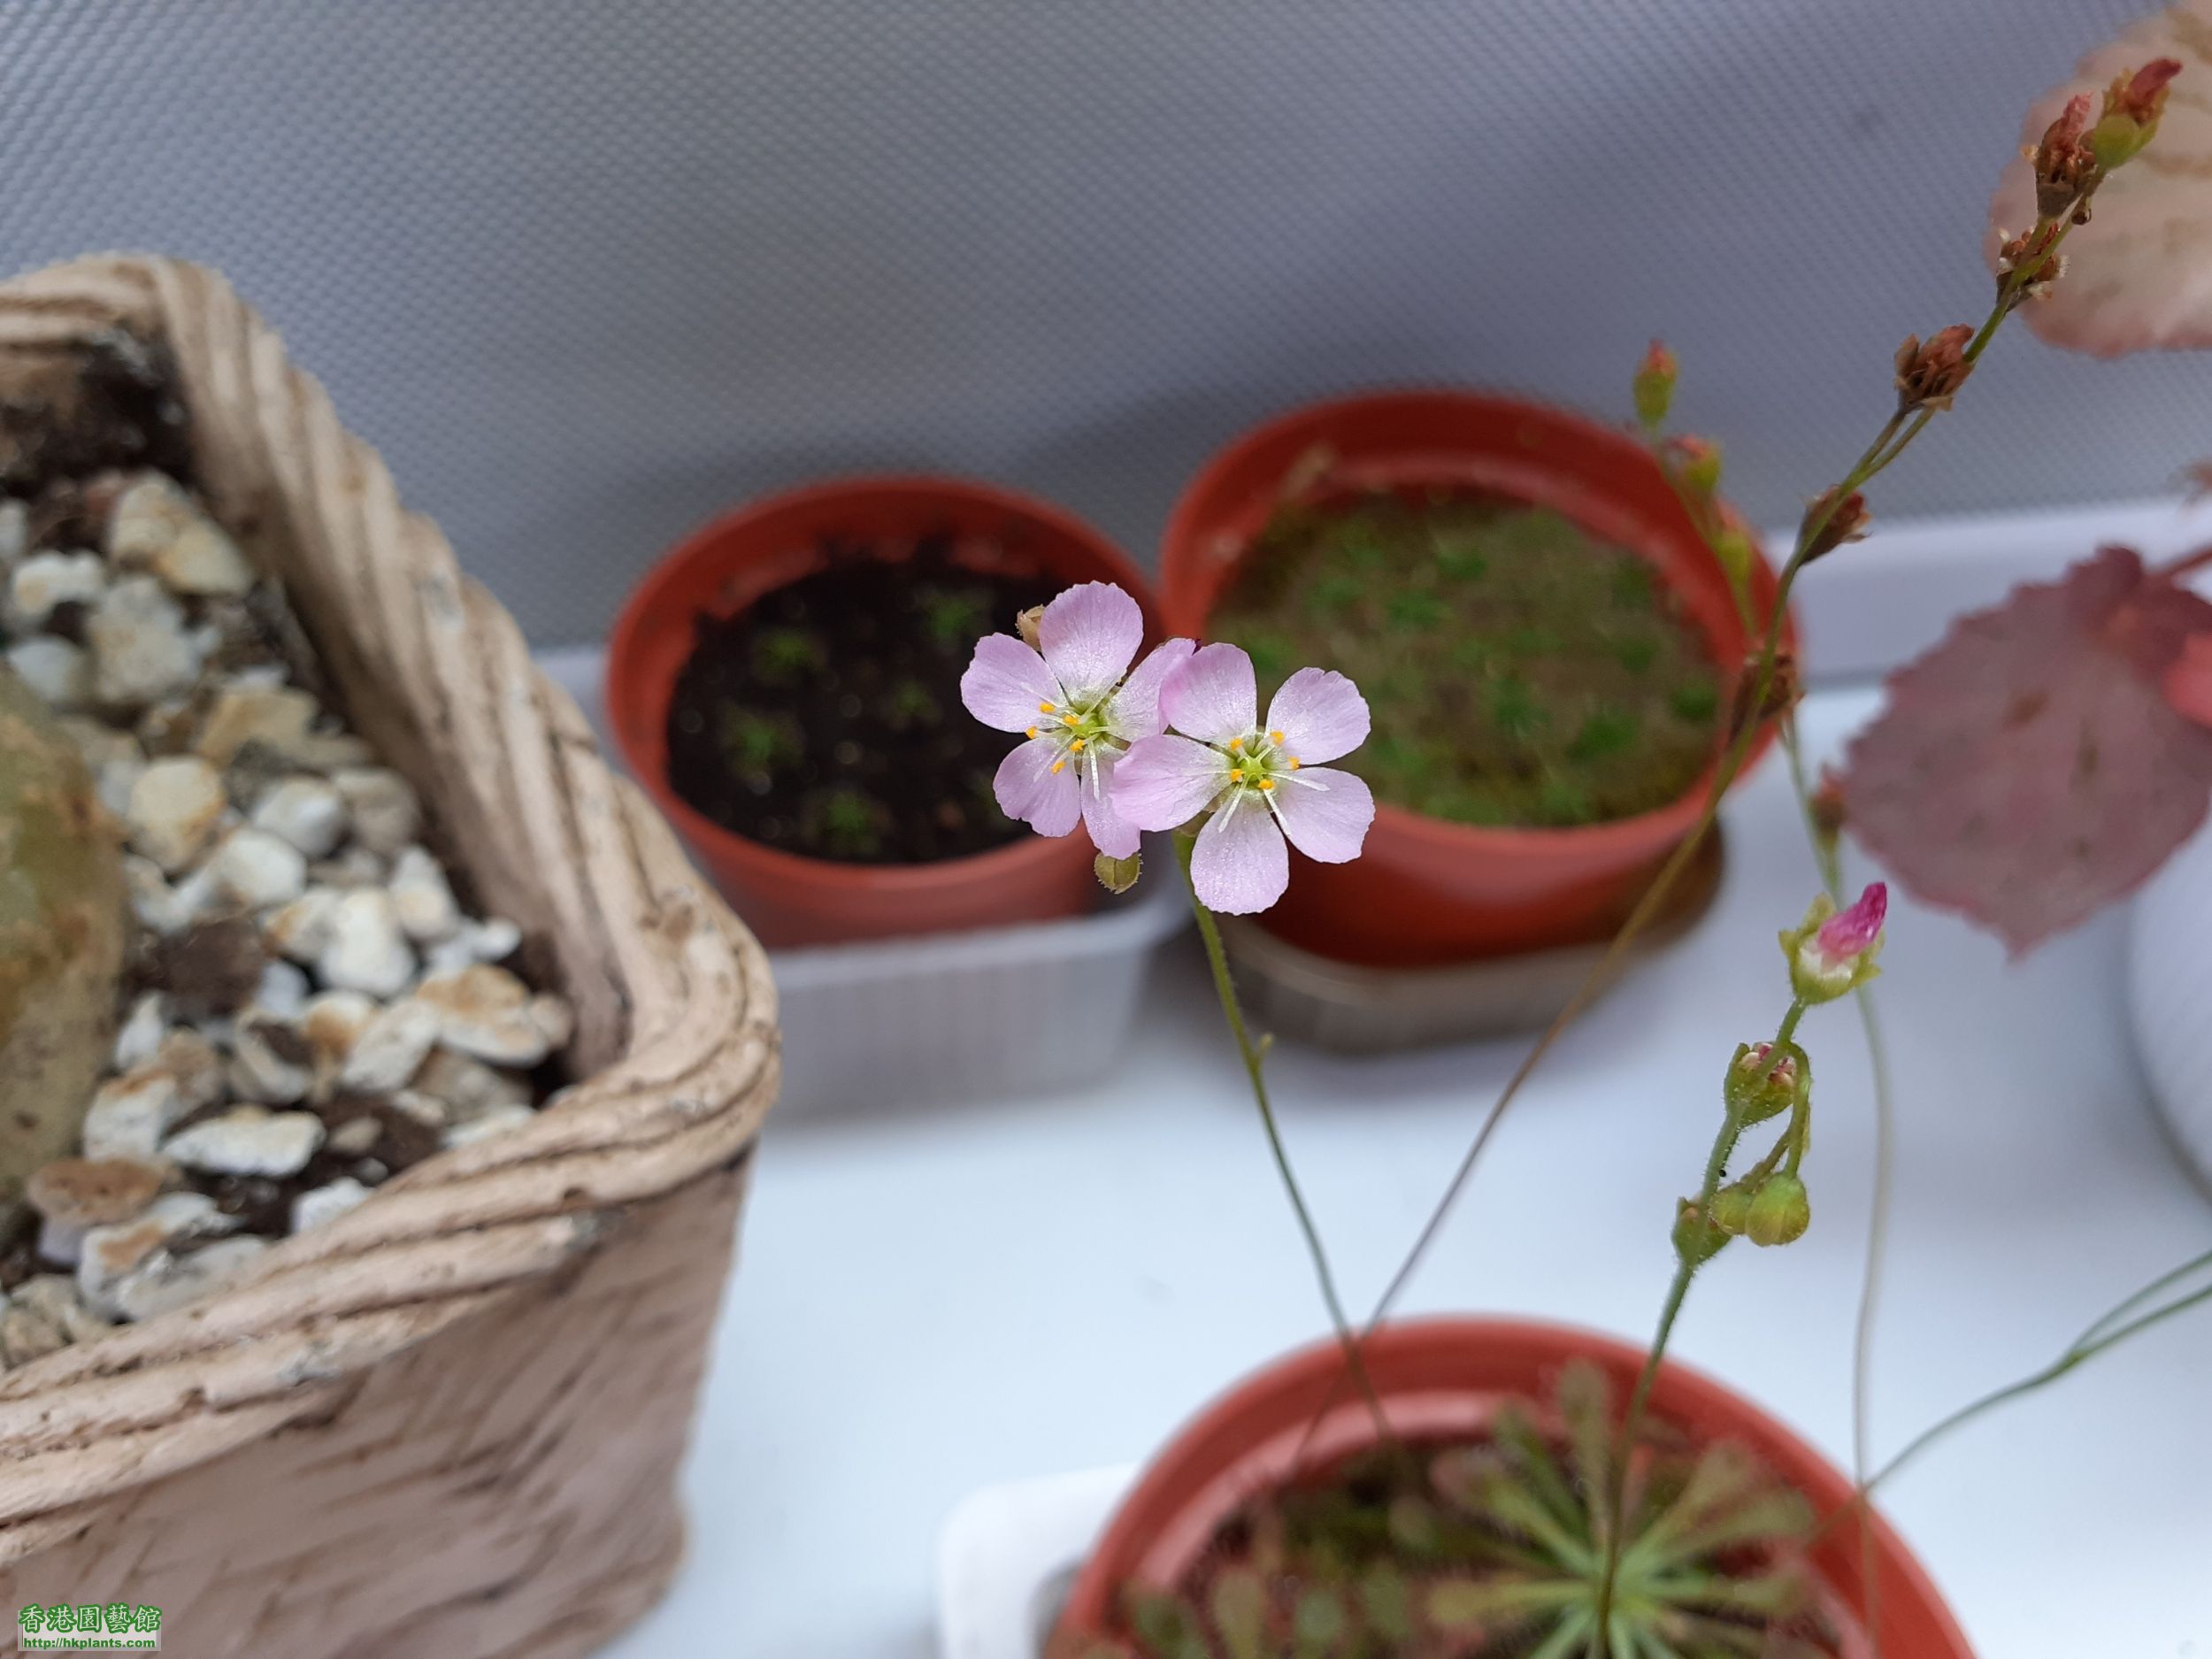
1114;642;1374;914
1779;881;1887;1002
959;582;1194;857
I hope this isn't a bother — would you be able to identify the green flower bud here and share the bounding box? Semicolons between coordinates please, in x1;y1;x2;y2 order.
1745;1173;1810;1247
1633;340;1678;430
1724;1041;1801;1125
1094;850;1141;895
1667;434;1723;497
1708;1179;1756;1236
1672;1196;1732;1268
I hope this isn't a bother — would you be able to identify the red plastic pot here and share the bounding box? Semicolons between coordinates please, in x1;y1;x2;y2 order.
606;476;1157;948
1160;391;1789;966
1056;1317;1974;1659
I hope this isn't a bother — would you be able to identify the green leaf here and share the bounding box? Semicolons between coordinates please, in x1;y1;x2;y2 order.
1357;1567;1411;1644
1125;1589;1211;1659
1210;1567;1267;1659
1292;1587;1344;1659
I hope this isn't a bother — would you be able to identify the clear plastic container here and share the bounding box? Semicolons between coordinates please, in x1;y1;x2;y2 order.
769;873;1187;1115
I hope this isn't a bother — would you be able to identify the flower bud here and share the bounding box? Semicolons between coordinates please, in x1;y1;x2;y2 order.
1727;647;1799;744
1724;1041;1801;1125
1801;488;1869;565
1633;341;1678;430
2089;59;2182;170
2031;93;2099;222
1893;326;1975;415
1995;223;2066;310
1015;604;1047;651
1673;1196;1732;1267
1709;1179;1757;1237
1094;849;1141;895
1778;883;1886;1003
1745;1173;1810;1247
1667;434;1723;497
1809;765;1847;849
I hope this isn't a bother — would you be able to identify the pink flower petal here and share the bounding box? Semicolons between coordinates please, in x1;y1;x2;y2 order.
1265;667;1370;764
1814;881;1887;964
1162;641;1257;744
1080;748;1141;858
994;735;1082;837
1108;638;1197;740
962;634;1062;732
1113;733;1228;831
1190;795;1288;914
1269;765;1374;864
1039;582;1142;700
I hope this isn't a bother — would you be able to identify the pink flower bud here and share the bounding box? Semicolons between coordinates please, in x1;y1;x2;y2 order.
1814;882;1887;967
1778;883;1887;1002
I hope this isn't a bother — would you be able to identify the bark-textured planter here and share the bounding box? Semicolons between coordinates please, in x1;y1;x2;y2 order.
1055;1318;1975;1659
1162;391;1786;966
0;257;778;1658
608;475;1156;947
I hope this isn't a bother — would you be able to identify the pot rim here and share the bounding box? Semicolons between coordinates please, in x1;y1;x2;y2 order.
605;471;1156;895
1057;1315;1974;1659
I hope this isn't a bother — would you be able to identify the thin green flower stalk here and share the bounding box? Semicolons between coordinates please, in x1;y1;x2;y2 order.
1371;47;2173;1362
1174;829;1395;1445
1588;881;1886;1648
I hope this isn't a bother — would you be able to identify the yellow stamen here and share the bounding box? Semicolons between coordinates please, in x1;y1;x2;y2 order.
1070;738;1086;752
1229;736;1244;753
1025;725;1039;738
1062;712;1080;727
1049;758;1067;774
1038;701;1056;714
1269;729;1284;745
1288;757;1302;770
1258;778;1275;791
1228;766;1245;782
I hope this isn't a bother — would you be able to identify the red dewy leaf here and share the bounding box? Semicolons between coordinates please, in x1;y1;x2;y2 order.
2166;631;2212;726
1841;547;2212;952
1987;5;2212;356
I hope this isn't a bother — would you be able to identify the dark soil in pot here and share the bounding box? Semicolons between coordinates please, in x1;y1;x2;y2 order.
661;537;1055;864
1208;492;1722;831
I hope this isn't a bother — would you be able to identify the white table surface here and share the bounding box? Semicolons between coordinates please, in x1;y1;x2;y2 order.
586;681;2212;1659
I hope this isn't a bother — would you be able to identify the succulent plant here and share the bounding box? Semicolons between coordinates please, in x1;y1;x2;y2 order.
0;666;127;1210
1067;1363;1831;1659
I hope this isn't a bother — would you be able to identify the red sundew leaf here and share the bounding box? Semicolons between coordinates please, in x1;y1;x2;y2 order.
2166;632;2212;726
1986;5;2212;357
1841;547;2212;953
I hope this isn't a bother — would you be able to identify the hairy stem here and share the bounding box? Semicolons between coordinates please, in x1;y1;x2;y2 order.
1781;714;1895;1647
1176;833;1394;1443
1372;342;1979;1329
1589;1001;1806;1649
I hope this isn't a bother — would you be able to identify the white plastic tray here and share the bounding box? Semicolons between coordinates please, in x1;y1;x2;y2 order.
541;650;1191;1117
938;1467;1133;1659
768;872;1187;1115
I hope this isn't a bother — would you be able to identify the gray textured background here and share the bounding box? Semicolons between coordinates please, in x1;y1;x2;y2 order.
0;0;2200;644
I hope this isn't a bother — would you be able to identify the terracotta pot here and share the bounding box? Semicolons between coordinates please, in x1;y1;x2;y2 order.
1056;1317;1974;1659
607;475;1157;948
1160;390;1788;966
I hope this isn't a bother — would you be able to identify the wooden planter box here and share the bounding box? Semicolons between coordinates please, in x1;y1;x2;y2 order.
0;257;779;1659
